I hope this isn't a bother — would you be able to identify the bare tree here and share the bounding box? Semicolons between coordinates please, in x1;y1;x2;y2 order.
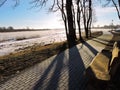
31;0;77;47
31;0;94;41
76;0;83;40
0;0;96;46
81;0;92;38
7;26;14;30
0;0;78;47
55;0;69;41
87;0;92;37
66;0;77;46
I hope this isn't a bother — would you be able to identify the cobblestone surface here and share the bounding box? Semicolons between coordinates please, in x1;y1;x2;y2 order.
0;32;113;90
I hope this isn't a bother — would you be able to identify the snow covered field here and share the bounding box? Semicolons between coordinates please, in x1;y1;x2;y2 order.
0;29;110;56
0;29;67;56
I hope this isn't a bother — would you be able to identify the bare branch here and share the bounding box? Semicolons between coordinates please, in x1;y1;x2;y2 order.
49;0;56;11
30;0;49;8
0;0;7;7
12;0;20;8
103;0;111;7
112;0;120;19
0;0;19;8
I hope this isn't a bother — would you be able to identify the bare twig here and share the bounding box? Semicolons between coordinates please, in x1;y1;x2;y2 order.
0;0;7;7
112;0;120;19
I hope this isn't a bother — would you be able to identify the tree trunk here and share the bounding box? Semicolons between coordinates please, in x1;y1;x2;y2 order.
61;0;69;42
77;4;82;40
85;27;88;38
82;0;88;38
89;9;92;37
118;0;120;19
86;0;92;38
66;0;77;47
89;17;92;37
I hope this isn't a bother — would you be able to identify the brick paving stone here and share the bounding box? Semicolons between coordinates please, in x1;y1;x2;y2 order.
0;32;113;90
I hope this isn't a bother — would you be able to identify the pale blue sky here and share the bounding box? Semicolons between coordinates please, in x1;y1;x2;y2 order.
0;0;119;29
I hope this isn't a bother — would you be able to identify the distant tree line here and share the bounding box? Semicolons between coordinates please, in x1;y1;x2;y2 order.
0;26;52;32
93;24;120;29
0;26;14;31
103;24;120;29
0;26;30;32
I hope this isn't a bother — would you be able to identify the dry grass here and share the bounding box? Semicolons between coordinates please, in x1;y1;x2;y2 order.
0;41;68;83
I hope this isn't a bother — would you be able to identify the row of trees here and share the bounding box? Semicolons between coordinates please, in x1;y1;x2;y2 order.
0;26;14;30
92;24;120;29
103;24;120;29
28;0;120;47
31;0;93;47
0;0;120;47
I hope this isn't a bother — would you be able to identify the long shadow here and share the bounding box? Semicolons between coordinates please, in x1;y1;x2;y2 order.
91;36;111;42
68;45;86;90
92;39;113;47
91;33;115;50
45;52;64;90
94;31;120;50
33;51;65;90
33;42;99;90
83;42;98;55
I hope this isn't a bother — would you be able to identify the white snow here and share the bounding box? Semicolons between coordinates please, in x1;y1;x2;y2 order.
0;29;110;56
0;29;67;56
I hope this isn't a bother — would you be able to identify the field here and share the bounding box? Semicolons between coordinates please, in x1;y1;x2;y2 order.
0;29;66;56
0;29;110;56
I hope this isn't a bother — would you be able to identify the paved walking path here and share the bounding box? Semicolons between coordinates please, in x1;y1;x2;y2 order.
0;31;113;90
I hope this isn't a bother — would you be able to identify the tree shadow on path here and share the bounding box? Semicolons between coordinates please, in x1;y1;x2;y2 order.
68;45;86;90
33;51;65;90
33;44;91;90
45;52;64;90
82;42;98;55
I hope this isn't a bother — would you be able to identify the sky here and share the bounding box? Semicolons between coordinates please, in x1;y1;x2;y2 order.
0;0;119;29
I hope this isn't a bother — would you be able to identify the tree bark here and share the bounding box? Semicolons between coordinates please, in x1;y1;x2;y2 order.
87;0;92;37
77;3;82;40
66;0;77;47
